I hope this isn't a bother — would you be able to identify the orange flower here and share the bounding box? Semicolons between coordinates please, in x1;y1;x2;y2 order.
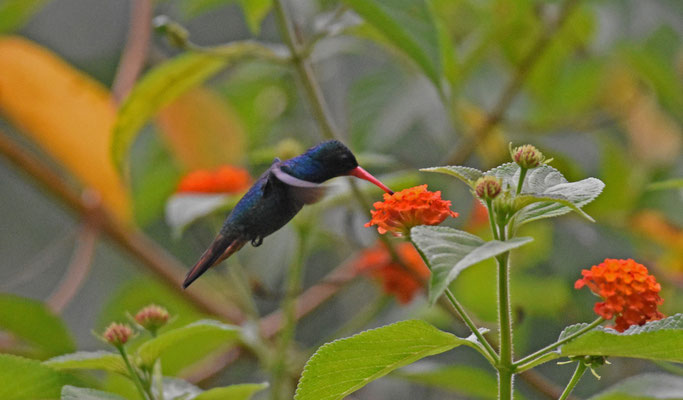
575;259;665;332
354;242;430;304
177;165;250;194
365;185;458;236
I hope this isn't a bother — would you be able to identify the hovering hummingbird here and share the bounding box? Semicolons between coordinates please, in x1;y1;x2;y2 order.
182;140;393;289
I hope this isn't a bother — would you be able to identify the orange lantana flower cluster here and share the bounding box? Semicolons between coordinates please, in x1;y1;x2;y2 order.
354;242;430;304
365;185;458;236
177;165;250;194
575;259;665;332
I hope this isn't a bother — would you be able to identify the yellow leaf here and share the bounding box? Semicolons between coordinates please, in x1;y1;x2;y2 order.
0;36;130;221
156;88;246;169
456;100;507;165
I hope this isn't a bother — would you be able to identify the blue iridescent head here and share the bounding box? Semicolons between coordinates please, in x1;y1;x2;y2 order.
291;140;393;193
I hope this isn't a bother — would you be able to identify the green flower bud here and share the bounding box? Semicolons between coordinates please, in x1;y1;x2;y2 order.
153;15;189;48
103;323;134;347
475;176;502;200
511;144;546;169
134;304;170;334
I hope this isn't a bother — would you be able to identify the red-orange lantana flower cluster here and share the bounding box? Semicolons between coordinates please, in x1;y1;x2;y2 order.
365;185;458;236
575;259;665;332
354;242;430;304
177;165;250;194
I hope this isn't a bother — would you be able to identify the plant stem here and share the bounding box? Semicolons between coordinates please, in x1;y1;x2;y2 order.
118;347;152;400
444;289;499;364
271;232;308;400
514;318;603;372
272;0;340;141
486;199;499;241
496;224;514;400
559;362;587;400
516;167;527;195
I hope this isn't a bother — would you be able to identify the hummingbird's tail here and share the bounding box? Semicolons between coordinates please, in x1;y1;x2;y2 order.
182;233;246;289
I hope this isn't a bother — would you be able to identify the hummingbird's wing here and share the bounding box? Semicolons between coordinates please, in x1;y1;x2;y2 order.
271;165;327;204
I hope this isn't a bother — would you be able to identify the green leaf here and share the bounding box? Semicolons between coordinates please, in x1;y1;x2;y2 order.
394;363;498;399
158;377;201;399
165;193;241;237
295;320;468;400
194;383;269;400
112;42;277;174
410;226;533;304
342;0;442;88
44;351;127;374
0;294;75;359
588;373;683;400
61;386;127;400
130;131;182;226
0;354;78;399
647;178;683;192
559;314;683;363
485;163;604;225
238;0;271;35
0;0;50;33
420;165;483;186
136;319;240;367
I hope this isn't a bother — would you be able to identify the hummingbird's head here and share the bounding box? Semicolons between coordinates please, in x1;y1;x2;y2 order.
306;140;393;194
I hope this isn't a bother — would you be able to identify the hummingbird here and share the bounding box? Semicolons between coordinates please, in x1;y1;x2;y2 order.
182;140;393;289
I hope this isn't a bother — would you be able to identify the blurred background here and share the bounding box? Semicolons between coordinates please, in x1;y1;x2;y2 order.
0;0;682;399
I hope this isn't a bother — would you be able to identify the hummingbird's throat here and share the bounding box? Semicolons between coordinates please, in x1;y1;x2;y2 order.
348;166;394;195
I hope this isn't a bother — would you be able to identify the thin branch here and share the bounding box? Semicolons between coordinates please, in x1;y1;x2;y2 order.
272;0;341;141
444;0;582;165
112;0;153;103
47;219;99;313
519;370;580;400
0;129;245;323
260;257;357;338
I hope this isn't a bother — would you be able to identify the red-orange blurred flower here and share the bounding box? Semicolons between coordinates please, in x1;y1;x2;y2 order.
365;185;458;236
354;242;430;304
177;165;250;194
575;259;665;332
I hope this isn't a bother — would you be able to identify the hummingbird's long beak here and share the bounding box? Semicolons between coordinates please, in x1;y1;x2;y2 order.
349;166;394;195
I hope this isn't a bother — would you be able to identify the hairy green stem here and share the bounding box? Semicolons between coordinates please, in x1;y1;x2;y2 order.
516;167;528;195
486;199;499;240
271;232;308;400
515;317;603;372
118;347;151;400
444;289;499;364
496;251;513;400
559;362;587;400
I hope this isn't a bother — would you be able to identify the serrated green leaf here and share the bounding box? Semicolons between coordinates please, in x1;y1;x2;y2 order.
588;373;683;400
0;354;78;399
44;351;127;374
61;386;127;400
0;0;50;33
0;294;75;359
136;320;240;367
559;314;683;363
295;320;467;400
194;383;269;400
342;0;442;88
515;193;594;222
420;165;483;186
410;226;533;304
394;363;498;399
485;163;604;225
